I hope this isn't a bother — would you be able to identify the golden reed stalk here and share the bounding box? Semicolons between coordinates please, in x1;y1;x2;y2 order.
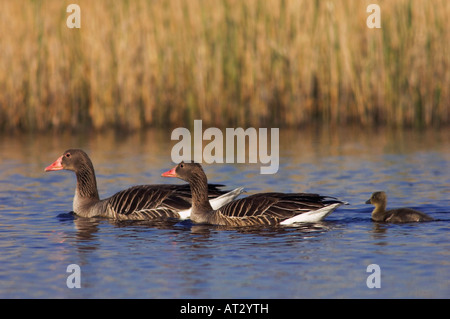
0;0;448;131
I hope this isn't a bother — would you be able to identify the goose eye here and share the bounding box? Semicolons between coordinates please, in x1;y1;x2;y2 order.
180;163;184;168
65;153;71;158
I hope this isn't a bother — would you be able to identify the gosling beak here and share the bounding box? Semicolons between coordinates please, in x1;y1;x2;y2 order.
365;199;372;204
161;166;177;178
44;155;64;172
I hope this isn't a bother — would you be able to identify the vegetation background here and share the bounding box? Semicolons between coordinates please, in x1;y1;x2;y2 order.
0;0;448;132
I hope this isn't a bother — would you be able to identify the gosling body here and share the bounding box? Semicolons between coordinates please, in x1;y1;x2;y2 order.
365;191;433;223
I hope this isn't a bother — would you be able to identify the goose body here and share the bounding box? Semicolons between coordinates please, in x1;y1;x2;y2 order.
45;149;243;220
365;191;433;223
162;162;346;227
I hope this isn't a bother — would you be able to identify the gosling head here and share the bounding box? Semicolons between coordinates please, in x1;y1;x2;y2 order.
365;191;387;206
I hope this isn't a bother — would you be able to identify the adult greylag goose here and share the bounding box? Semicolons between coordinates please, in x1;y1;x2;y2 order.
44;149;243;220
161;162;346;226
365;191;433;223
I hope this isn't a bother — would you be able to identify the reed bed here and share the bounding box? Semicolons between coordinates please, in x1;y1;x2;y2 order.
0;0;448;132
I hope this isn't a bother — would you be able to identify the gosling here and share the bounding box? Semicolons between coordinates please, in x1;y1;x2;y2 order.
365;191;433;223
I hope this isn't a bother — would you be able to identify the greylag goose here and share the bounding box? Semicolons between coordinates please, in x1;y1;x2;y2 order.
44;149;243;220
161;162;346;226
365;191;433;222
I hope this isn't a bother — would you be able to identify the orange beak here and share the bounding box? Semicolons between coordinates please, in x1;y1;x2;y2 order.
161;166;177;177
44;155;64;172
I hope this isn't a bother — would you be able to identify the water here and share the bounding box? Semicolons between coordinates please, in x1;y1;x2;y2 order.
0;127;449;298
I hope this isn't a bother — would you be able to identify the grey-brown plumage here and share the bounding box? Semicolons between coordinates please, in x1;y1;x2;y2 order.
44;149;231;220
162;162;345;227
365;191;433;223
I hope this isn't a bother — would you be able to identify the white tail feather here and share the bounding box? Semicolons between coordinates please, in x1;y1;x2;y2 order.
280;203;342;225
178;187;245;220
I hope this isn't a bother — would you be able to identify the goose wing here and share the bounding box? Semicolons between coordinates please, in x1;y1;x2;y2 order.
105;184;230;218
104;185;189;217
217;192;341;220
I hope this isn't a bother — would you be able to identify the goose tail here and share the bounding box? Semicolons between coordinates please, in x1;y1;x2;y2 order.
178;187;245;220
280;202;343;225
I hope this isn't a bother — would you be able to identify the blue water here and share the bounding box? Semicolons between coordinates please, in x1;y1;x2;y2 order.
0;128;449;298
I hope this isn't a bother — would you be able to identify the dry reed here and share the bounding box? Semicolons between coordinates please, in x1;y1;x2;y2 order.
0;0;448;132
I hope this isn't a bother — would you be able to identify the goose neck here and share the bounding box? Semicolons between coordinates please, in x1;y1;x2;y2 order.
188;172;213;213
74;163;100;201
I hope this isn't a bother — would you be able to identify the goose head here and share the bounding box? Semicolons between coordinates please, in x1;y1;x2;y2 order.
161;161;205;183
45;149;93;173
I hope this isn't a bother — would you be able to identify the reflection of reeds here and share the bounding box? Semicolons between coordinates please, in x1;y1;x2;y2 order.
0;0;448;131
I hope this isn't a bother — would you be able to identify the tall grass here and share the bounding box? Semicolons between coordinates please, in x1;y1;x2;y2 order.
0;0;448;131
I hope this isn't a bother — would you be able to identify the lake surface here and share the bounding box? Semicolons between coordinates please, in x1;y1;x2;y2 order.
0;126;449;298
